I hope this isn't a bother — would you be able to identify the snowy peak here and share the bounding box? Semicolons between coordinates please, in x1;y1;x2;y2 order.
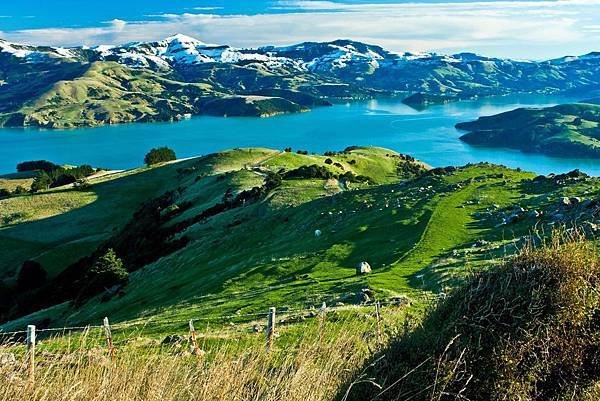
0;34;597;82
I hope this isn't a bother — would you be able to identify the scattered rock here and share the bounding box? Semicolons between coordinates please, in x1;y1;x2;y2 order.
361;288;375;298
356;261;372;275
314;229;322;237
560;197;571;207
0;353;16;366
161;335;186;345
473;239;489;248
356;292;371;303
389;296;411;307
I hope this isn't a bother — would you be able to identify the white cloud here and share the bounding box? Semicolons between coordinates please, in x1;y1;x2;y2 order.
1;0;599;59
109;19;127;32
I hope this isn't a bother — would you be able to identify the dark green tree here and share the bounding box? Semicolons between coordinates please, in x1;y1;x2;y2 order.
17;260;47;291
144;147;176;166
86;249;128;291
30;171;52;192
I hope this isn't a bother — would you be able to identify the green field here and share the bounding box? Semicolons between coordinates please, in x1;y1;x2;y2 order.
2;147;599;335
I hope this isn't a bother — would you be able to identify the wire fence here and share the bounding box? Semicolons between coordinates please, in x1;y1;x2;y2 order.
0;297;421;387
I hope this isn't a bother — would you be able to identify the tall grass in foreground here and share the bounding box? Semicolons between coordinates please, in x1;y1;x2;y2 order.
345;231;600;401
0;307;409;401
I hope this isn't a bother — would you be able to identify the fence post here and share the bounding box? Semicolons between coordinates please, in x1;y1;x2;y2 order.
319;302;327;346
375;301;382;348
189;320;201;356
26;325;36;382
103;317;116;361
266;307;276;351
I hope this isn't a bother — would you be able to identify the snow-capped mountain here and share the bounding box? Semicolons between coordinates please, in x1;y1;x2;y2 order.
0;34;598;128
2;34;598;79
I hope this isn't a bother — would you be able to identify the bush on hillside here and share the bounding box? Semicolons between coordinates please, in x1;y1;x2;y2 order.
345;233;600;401
284;165;335;180
30;171;53;192
82;249;128;296
12;185;28;195
30;164;96;192
17;260;47;291
16;160;58;173
145;147;176;165
0;188;10;199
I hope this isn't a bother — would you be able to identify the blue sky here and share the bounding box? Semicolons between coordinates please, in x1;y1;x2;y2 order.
1;0;599;59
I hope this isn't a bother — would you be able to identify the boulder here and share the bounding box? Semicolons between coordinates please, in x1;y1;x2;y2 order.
361;288;375;298
161;335;186;345
356;292;371;303
356;261;372;275
314;229;322;238
560;197;571;207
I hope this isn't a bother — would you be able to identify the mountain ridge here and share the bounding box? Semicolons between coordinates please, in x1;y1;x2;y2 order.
1;34;598;128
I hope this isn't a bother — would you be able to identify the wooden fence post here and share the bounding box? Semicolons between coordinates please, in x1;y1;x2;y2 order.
319;302;327;346
375;301;382;348
189;320;201;356
266;307;276;351
103;317;116;361
26;325;36;382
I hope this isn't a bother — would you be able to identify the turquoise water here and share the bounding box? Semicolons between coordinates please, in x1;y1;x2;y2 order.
1;94;599;176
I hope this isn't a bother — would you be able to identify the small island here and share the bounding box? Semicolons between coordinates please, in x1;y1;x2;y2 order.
401;93;458;110
456;103;600;158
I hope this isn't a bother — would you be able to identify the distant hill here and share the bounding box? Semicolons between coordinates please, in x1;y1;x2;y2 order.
401;92;458;110
457;103;600;158
0;35;598;128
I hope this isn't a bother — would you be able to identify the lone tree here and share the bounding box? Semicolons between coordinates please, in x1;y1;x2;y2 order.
86;249;128;291
76;249;128;304
144;147;176;166
17;260;47;291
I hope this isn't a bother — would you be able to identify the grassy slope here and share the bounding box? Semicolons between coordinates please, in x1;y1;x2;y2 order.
457;103;600;158
3;147;600;334
7;62;213;128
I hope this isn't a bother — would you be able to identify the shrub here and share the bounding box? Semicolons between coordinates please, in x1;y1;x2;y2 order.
30;171;53;192
84;249;128;293
324;158;333;165
145;147;177;166
16;160;58;173
296;150;309;155
0;188;10;199
284;147;292;153
346;233;600;401
284;165;334;180
17;260;47;291
12;185;28;194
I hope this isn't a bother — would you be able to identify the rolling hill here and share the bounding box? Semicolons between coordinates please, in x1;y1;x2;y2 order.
456;103;600;158
0;35;598;128
2;146;600;334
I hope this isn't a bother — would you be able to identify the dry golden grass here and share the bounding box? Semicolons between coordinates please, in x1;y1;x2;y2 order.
0;308;399;401
345;230;600;401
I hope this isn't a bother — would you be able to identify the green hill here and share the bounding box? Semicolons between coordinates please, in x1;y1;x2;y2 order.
0;62;344;128
2;146;600;333
456;103;600;158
